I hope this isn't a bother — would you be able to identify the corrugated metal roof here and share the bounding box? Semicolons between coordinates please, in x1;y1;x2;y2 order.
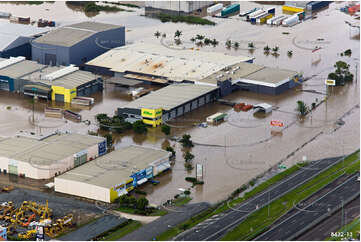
0;59;45;79
86;43;252;82
0;22;50;51
55;145;170;188
0;133;105;166
33;21;122;47
124;83;218;111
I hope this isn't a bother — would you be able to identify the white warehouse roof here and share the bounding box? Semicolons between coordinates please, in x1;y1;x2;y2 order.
86;43;253;82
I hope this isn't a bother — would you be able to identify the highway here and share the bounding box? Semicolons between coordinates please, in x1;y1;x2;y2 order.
174;156;343;241
255;173;360;241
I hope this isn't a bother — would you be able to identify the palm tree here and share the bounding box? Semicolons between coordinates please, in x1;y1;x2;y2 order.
204;38;211;46
162;33;166;38
154;31;161;38
190;37;196;43
248;42;254;48
196;41;204;47
211;39;219;47
196;34;205;40
287;50;293;57
272;46;279;52
174;30;182;39
233;42;239;50
225;40;232;49
264;45;270;52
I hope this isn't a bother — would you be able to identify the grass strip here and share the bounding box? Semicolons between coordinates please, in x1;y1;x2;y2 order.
326;218;360;241
221;152;360;241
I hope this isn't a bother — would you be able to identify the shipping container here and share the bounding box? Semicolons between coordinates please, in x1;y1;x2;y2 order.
273;15;288;25
282;14;300;26
257;13;273;24
247;9;265;20
221;3;240;17
267;7;276;14
0;12;11;18
306;1;332;12
267;15;284;25
250;11;267;23
207;3;223;15
239;7;259;17
282;5;304;13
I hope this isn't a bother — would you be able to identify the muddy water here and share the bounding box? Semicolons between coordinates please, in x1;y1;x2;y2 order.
0;2;359;205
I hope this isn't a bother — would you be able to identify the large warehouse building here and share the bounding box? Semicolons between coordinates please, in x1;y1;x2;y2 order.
0;56;103;102
118;84;219;126
32;21;125;66
0;132;106;179
55;146;171;203
0;22;50;59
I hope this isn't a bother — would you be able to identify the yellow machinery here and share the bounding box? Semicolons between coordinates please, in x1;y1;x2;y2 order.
18;229;36;239
45;214;73;238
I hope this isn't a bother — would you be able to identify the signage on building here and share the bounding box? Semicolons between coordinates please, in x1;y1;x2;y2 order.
325;79;336;86
270;120;284;127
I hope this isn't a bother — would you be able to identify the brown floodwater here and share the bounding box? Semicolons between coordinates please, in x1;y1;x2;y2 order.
0;1;359;205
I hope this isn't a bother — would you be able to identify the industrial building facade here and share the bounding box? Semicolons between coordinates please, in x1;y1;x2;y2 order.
0;133;106;180
0;57;103;102
55;146;171;203
118;84;219;125
145;1;214;16
32;22;125;66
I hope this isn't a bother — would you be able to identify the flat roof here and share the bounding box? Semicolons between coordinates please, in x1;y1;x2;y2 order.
0;133;105;166
0;59;45;79
21;66;99;89
56;146;170;188
0;22;50;51
199;62;299;87
124;83;218;111
33;21;121;47
105;77;143;86
86;43;252;82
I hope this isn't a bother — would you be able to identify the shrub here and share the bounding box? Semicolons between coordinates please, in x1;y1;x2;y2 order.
185;177;197;183
184;190;191;195
161;124;171;135
180;134;193;148
133;120;147;134
166;146;176;156
183;151;195;162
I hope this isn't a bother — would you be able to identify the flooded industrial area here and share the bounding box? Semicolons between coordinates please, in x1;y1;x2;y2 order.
0;1;359;206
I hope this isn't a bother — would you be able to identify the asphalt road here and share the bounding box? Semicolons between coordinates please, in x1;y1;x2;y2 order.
255;173;360;241
175;156;343;241
58;215;127;241
119;202;210;241
295;197;360;241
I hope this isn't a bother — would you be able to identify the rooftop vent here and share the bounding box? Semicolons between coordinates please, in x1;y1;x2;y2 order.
0;56;25;70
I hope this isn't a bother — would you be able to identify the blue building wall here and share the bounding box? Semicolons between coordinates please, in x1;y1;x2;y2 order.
0;76;14;91
0;43;32;60
130;169;148;187
32;26;125;66
98;140;107;156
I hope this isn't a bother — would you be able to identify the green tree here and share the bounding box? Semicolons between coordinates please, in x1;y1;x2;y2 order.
166;146;176;156
161;124;171;135
154;31;161;38
133;120;147;134
175;38;182;45
272;46;279;52
174;30;182;39
225;40;232;49
248;42;254;48
195;34;205;40
190;37;196;43
264;45;270;52
136;197;149;210
296;100;308;116
211;39;219;47
118;195;130;206
204;38;211;46
233;41;240;50
180;134;194;148
95;113;108;122
103;133;113;147
328;61;354;86
287;50;293;57
183;151;195;162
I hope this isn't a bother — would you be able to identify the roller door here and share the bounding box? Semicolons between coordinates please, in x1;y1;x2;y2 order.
199;96;205;106
184;103;191;113
177;106;183;117
191;100;198;110
0;80;9;91
170;110;176;119
55;94;64;102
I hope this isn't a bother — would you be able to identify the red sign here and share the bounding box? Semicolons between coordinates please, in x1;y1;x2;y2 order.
270;120;284;127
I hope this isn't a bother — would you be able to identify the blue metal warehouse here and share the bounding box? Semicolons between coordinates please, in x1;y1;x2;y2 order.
0;22;50;60
32;21;125;66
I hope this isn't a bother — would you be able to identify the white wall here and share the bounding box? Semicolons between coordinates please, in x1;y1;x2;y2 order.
145;1;213;13
55;177;110;203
